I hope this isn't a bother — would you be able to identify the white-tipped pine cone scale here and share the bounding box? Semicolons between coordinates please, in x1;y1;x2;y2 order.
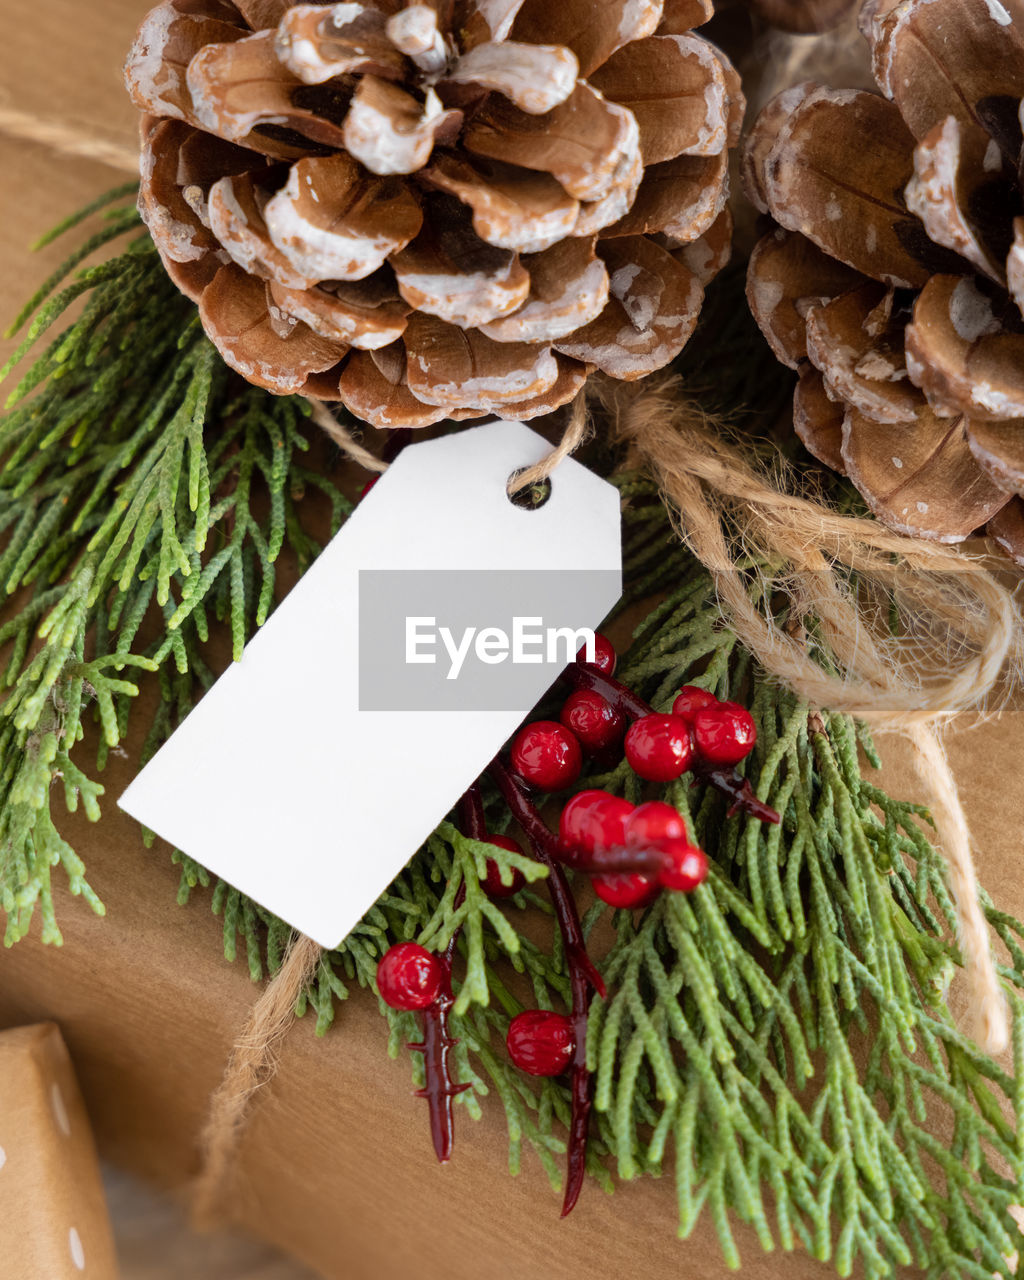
125;0;742;426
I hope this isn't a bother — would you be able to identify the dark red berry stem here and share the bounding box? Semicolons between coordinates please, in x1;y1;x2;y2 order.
561;960;592;1218
571;845;669;876
693;765;780;825
489;758;605;999
568;664;780;826
458;782;487;841
408;789;483;1164
488;756;601;1217
565;662;651;720
409;937;470;1163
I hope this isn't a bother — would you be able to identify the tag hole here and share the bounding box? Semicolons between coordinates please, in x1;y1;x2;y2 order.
507;471;552;511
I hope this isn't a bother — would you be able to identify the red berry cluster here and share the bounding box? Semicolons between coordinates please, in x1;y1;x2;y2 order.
508;636;758;799
508;636;623;794
559;791;707;909
625;686;756;782
376;633;777;1214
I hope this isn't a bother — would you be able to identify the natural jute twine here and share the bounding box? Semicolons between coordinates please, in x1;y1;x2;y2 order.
305;393;592;494
0;106;140;174
191;933;324;1228
3;106;1018;1213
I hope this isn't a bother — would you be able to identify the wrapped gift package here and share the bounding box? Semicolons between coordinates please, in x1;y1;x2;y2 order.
0;1023;119;1279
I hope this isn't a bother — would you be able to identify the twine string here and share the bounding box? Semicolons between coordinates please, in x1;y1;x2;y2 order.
304;393;591;490
191;934;324;1228
0;106;140;174
304;399;390;474
505;393;591;495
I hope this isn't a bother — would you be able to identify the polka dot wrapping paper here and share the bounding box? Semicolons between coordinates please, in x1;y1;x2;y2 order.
0;1024;118;1278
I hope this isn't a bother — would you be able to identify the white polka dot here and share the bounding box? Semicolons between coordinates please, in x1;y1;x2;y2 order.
0;1146;6;1170
50;1084;71;1138
69;1227;85;1271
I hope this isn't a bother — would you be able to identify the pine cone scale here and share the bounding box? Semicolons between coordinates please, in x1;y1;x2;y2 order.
805;284;923;425
125;7;244;126
867;0;1024;144
965;418;1024;494
905;117;1007;284
588;34;729;165
793;368;846;473
905;274;1024;422
391;215;531;327
264;155;424;281
188;32;354;150
199;264;350;392
422;155;579;253
764;87;936;289
403;314;561;406
552;235;702;379
1008;217;1024;313
127;0;739;419
209;173;318;292
275;4;408;84
478;237;609;344
462;86;637;204
508;0;663;78
444;41;580;114
268;277;409;349
606;151;727;241
841;402;1009;543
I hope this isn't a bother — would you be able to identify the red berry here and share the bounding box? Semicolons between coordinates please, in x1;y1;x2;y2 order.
558;790;634;860
658;838;709;893
672;685;718;724
376;942;442;1011
576;631;616;675
507;1010;576;1076
481;833;526;899
624;714;693;782
692;701;757;767
560;689;625;753
511;720;582;791
594;873;659;909
626;800;687;848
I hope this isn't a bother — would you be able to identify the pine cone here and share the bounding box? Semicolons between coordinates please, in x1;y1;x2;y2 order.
125;0;742;427
744;0;1024;557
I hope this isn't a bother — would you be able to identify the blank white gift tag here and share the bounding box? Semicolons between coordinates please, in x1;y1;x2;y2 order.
119;420;621;948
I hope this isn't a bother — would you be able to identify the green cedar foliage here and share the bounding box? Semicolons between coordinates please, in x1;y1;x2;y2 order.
2;194;1024;1278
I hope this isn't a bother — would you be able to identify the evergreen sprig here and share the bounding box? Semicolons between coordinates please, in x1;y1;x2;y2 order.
3;194;1024;1278
0;192;351;943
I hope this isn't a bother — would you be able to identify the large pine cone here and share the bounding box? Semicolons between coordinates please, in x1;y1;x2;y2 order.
744;0;1024;557
125;0;742;427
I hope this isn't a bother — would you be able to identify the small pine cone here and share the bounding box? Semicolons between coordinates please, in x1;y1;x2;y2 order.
125;0;743;427
744;0;1024;558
